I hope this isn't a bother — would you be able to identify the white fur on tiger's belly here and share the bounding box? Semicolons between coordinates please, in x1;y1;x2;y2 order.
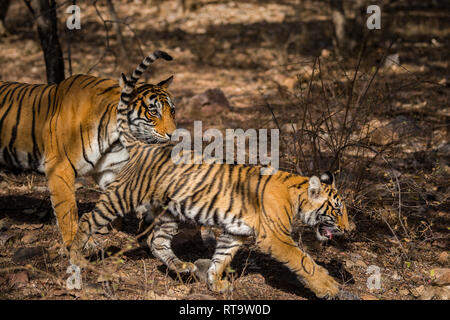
92;145;130;189
167;201;253;237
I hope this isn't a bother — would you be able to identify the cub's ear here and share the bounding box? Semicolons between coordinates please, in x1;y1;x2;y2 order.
320;171;335;187
157;75;174;88
119;73;129;88
308;176;322;199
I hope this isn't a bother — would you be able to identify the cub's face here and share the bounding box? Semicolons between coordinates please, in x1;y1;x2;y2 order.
301;172;350;241
127;76;176;143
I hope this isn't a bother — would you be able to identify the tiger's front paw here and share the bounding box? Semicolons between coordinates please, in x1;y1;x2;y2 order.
306;273;340;299
171;261;197;274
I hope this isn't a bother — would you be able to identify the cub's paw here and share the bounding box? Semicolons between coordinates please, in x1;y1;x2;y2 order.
171;260;197;274
208;279;233;294
307;273;340;299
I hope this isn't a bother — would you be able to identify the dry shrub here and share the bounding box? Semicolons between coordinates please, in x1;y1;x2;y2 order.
265;50;448;244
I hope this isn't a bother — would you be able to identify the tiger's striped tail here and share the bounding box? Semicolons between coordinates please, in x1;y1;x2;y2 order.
117;50;173;148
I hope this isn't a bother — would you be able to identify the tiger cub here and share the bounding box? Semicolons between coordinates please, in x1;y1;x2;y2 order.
69;75;351;299
0;51;175;247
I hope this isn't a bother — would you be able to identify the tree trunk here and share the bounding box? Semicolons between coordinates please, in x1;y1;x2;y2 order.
0;0;11;36
26;0;65;84
105;0;127;61
329;0;347;55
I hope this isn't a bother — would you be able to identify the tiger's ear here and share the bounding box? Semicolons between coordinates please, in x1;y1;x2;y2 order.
308;176;322;199
119;73;129;88
157;75;174;88
320;171;335;187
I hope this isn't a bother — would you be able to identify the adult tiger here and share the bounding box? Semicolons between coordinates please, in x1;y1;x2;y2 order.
69;74;352;299
0;51;176;247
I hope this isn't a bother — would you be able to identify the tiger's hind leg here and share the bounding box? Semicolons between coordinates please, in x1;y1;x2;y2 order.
148;213;196;274
206;233;244;293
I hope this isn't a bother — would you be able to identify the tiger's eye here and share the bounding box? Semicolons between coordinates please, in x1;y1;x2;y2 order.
147;109;157;117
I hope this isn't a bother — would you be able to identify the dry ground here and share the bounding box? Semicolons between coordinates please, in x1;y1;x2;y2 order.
0;0;448;300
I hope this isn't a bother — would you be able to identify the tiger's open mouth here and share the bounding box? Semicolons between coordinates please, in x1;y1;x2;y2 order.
315;224;343;242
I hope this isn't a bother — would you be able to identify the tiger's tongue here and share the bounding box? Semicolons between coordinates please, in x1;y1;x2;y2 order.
325;228;333;240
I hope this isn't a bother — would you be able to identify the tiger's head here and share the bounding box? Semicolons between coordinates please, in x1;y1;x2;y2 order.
299;172;350;241
122;75;176;144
